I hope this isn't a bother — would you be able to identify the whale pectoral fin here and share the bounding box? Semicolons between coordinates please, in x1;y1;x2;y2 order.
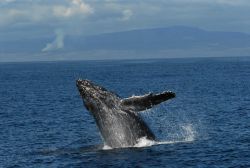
121;91;175;112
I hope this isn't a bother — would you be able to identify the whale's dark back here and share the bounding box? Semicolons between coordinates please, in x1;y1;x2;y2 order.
76;79;175;148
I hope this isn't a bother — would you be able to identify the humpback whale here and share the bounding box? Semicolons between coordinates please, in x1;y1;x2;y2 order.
76;79;175;148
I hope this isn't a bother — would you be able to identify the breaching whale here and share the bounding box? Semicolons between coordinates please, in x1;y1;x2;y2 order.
76;79;175;148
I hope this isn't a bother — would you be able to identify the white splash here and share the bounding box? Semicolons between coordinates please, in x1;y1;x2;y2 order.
154;125;196;146
102;144;112;150
181;124;196;142
102;124;196;150
134;137;156;148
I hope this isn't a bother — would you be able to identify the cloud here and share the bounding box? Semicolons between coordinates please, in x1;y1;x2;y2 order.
42;29;64;52
53;0;94;18
1;0;250;42
0;0;94;28
121;9;133;21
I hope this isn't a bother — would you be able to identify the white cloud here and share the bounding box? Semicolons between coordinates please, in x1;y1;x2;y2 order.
1;0;250;41
42;29;64;52
0;0;94;28
53;0;94;18
121;9;133;21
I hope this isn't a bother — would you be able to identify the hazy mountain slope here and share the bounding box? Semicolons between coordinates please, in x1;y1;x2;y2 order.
1;26;250;60
65;26;250;51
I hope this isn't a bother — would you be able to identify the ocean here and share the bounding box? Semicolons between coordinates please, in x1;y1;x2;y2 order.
0;57;249;167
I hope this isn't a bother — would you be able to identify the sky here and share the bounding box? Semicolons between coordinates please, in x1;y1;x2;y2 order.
1;0;250;39
0;0;250;61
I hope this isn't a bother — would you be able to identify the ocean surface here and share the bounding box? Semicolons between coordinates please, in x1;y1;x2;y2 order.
0;57;249;168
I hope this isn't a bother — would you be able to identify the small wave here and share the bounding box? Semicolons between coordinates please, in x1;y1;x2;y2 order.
156;139;193;145
102;137;156;150
102;137;195;150
133;137;194;148
135;136;195;148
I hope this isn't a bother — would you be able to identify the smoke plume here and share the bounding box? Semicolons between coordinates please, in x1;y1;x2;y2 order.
42;29;64;52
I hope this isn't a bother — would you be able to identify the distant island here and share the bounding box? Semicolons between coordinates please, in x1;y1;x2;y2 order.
1;26;250;62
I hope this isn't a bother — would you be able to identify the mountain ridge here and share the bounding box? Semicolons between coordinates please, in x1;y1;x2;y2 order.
1;26;250;61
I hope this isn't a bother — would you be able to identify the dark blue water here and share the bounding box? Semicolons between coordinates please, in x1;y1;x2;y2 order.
1;57;249;168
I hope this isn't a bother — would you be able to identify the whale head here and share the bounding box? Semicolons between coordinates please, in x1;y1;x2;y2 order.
76;79;119;113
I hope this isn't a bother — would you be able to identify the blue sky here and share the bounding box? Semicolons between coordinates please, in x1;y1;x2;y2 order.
1;0;250;40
